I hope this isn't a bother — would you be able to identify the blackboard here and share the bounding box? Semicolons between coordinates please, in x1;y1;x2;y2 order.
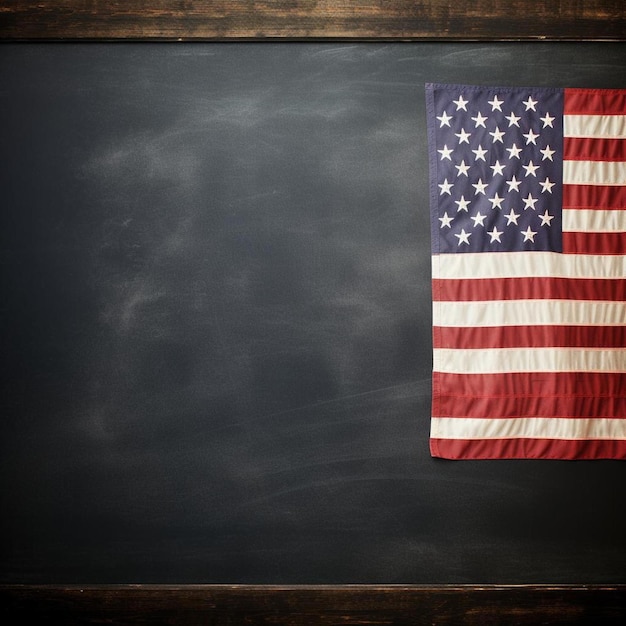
2;41;626;590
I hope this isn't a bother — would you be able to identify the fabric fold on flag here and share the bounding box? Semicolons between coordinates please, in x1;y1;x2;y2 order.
426;83;626;460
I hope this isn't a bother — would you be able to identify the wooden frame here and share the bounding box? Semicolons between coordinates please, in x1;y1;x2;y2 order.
3;584;626;624
0;0;625;41
1;1;625;623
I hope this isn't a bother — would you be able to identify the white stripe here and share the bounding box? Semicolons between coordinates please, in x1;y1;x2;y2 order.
564;114;626;138
563;209;626;232
433;347;626;374
433;300;625;327
431;417;626;441
563;160;626;186
432;251;626;280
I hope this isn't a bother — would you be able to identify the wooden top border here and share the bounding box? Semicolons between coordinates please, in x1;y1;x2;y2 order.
1;0;625;41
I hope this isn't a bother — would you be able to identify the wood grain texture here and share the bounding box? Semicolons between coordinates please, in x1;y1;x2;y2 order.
0;0;625;41
2;585;626;625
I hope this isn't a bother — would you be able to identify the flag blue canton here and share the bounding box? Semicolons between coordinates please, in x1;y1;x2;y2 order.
426;84;564;254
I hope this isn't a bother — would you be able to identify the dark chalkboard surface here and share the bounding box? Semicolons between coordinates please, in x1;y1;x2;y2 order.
1;42;625;585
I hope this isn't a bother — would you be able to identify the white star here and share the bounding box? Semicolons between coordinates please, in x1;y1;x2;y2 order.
540;145;556;161
454;228;472;245
539;210;554;226
488;95;504;111
489;126;505;143
523;129;539;145
540;177;555;193
505;112;521;127
439;178;453;195
472;145;488;161
455;160;471;177
506;175;522;192
454;195;471;212
439;212;454;228
522;160;539;177
523;96;538;111
488;226;503;243
489;193;505;209
490;160;506;176
471;112;488;128
437;111;453;127
455;128;471;144
472;179;488;196
521;226;537;242
505;209;520;225
522;193;538;210
471;212;487;227
438;144;453;160
453;95;469;111
540;112;555;128
506;143;523;159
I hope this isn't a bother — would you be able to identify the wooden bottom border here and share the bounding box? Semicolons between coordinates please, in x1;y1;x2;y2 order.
2;584;626;625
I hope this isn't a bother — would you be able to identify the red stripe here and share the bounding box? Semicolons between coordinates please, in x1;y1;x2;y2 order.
433;371;626;399
434;325;625;349
562;184;626;209
432;277;625;302
564;88;626;115
562;231;626;255
435;393;626;420
430;437;626;460
563;137;626;161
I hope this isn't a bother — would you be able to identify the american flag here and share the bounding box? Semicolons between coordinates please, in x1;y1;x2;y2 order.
426;84;625;460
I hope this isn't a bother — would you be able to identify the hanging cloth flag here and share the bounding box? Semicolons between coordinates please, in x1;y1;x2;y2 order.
426;84;626;460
